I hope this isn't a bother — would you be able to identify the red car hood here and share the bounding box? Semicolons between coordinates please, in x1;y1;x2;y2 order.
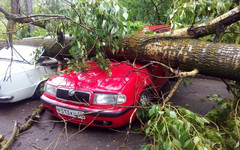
49;62;144;93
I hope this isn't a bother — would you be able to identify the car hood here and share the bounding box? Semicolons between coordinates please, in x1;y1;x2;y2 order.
0;60;32;78
49;62;142;93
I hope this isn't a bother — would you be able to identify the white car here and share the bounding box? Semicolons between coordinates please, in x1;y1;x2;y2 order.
0;45;57;103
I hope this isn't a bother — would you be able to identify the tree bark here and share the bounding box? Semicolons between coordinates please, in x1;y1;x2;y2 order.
0;36;72;57
7;0;21;44
112;34;240;81
24;0;34;33
11;0;20;15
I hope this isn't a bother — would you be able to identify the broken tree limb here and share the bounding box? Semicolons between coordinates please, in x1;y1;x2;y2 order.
1;121;19;150
19;104;45;133
163;69;199;103
161;5;240;38
0;104;45;150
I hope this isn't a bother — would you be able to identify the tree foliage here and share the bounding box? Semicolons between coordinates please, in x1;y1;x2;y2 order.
34;0;129;71
138;89;240;149
120;0;173;24
168;0;240;44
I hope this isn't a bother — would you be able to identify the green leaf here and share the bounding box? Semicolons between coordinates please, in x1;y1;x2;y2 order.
140;145;148;150
193;136;200;145
169;111;177;118
158;111;164;115
163;141;170;150
183;139;191;148
149;105;157;117
114;4;120;13
161;126;166;134
172;139;181;148
235;141;240;149
145;127;150;135
123;12;128;20
180;132;189;144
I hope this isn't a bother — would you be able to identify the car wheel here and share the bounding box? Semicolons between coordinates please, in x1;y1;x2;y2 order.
33;81;45;99
139;89;153;106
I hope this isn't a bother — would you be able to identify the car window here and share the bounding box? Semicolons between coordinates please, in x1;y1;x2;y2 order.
0;45;43;64
161;29;168;33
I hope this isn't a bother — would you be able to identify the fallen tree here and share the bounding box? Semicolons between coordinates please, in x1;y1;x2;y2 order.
0;4;239;81
0;1;239;149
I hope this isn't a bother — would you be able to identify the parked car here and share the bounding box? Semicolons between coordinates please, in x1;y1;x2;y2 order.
139;24;170;33
0;45;57;103
41;61;170;128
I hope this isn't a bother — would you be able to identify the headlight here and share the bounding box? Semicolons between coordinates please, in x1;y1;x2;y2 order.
44;84;57;96
93;93;126;105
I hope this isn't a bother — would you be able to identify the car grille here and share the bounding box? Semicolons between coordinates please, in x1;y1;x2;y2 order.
56;89;90;103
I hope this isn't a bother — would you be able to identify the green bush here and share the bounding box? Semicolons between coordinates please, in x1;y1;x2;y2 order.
138;81;240;150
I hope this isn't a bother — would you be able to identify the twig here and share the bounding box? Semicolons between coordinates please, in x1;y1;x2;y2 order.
163;77;183;104
120;108;137;149
178;69;199;78
234;99;240;140
221;79;238;98
19;104;45;133
53;126;65;150
26;141;43;150
63;119;69;150
62;0;82;23
1;121;19;150
163;69;198;103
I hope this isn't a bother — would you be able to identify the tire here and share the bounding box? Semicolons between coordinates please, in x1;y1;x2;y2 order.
33;81;46;99
139;89;153;106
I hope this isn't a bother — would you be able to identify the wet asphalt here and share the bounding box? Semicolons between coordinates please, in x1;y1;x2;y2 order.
0;76;232;150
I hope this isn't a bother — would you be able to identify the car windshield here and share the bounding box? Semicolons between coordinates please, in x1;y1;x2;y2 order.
0;45;42;64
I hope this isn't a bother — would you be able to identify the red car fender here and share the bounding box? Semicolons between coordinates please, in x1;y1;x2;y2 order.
119;68;153;107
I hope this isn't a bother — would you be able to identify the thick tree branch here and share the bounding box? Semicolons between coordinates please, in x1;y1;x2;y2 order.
161;6;240;38
0;6;11;18
19;104;45;133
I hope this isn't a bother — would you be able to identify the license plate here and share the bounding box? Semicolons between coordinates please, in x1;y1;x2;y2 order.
56;106;85;119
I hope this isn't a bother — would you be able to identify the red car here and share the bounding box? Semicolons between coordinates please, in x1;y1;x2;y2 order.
41;61;169;128
139;24;169;33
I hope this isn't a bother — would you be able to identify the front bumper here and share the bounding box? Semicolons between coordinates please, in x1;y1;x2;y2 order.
0;95;14;101
41;94;136;128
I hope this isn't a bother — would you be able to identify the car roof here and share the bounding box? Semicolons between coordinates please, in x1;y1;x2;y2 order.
0;45;42;64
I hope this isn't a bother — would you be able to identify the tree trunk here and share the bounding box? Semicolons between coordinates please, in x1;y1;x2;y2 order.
11;0;20;15
0;36;72;58
7;0;21;44
24;0;34;33
111;34;240;81
1;34;239;81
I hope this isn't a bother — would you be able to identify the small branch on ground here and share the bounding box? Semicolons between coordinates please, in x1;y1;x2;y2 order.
1;104;45;150
19;104;45;133
164;69;199;103
120;108;137;149
1;121;19;150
